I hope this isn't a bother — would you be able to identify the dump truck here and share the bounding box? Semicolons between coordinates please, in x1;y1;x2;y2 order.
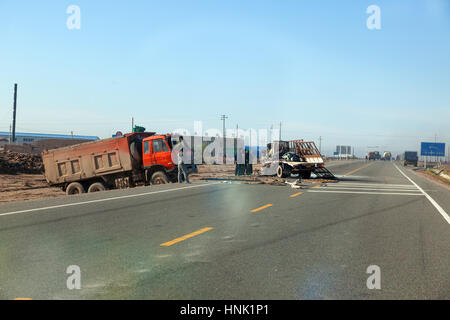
43;132;183;195
402;151;418;167
261;140;335;179
43;133;243;195
368;151;381;160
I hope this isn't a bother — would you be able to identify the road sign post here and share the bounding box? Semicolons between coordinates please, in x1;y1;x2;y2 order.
421;142;445;168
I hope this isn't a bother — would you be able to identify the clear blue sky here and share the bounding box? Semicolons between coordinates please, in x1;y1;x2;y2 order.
0;0;449;156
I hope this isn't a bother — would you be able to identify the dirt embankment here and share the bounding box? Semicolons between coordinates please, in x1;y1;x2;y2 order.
0;151;65;203
0;151;44;174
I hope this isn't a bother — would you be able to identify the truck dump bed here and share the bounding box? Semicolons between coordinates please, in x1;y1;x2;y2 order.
42;132;154;185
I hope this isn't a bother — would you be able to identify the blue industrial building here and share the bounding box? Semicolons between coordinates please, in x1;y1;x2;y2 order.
0;131;100;145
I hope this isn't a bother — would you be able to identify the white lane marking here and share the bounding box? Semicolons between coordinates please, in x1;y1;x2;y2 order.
316;187;421;192
325;184;417;189
337;183;416;187
334;175;371;179
394;164;450;225
308;190;424;196
0;183;222;218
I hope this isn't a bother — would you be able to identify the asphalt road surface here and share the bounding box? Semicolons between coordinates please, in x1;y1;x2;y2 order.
1;160;450;300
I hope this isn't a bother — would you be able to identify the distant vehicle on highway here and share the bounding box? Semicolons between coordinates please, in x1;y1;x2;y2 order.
402;151;418;167
368;151;381;160
382;152;392;161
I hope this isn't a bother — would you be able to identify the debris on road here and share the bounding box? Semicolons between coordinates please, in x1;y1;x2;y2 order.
286;179;303;189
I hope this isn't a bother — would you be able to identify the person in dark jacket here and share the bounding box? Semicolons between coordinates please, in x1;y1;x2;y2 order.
177;136;191;184
244;147;253;176
235;147;246;176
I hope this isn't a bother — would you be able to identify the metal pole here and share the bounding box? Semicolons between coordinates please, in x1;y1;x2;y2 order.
220;115;228;160
132;117;134;132
435;134;437;163
12;84;17;143
318;136;322;155
279;122;282;141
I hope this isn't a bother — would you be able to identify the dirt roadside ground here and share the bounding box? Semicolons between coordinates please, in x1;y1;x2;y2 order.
405;162;450;190
0;174;65;203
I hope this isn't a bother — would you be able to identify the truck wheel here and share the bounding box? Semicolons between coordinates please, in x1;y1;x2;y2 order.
66;182;86;195
277;165;290;178
88;182;106;193
151;171;169;185
300;171;312;179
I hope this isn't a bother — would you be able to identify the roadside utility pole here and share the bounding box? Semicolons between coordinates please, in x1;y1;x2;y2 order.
318;136;323;155
12;84;18;143
279;122;282;141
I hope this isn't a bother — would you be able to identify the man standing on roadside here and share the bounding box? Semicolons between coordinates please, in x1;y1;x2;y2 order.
177;136;191;184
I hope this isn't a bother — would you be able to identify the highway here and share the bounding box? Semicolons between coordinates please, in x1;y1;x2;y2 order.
1;160;450;300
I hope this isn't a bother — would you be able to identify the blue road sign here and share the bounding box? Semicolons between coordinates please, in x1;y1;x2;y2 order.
421;142;446;157
333;152;339;156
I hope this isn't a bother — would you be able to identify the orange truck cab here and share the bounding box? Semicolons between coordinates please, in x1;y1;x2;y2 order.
142;135;177;184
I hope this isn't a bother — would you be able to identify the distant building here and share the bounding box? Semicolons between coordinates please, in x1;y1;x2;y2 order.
0;138;8;147
0;132;100;145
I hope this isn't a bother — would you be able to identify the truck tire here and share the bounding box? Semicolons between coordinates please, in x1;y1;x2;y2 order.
66;182;86;195
277;165;290;178
88;182;106;193
151;171;169;185
300;171;312;179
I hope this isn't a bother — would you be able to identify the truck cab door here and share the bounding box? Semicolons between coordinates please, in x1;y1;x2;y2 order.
151;137;174;170
142;139;154;167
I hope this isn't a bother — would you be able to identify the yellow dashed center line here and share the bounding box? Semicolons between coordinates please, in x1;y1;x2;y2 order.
343;163;373;177
290;192;303;198
160;227;213;247
311;185;321;189
251;204;273;213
